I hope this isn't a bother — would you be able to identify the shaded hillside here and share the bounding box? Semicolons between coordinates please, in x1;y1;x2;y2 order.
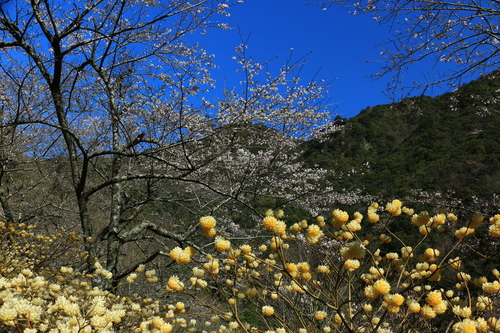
302;71;500;202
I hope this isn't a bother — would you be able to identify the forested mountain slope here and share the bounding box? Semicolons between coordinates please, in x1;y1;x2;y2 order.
302;71;500;204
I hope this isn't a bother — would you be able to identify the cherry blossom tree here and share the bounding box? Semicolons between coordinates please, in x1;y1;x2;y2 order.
0;0;345;290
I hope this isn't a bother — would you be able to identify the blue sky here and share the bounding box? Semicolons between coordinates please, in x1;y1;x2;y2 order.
196;0;462;118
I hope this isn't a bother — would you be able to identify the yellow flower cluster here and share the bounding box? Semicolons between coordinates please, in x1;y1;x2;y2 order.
305;224;324;244
489;214;500;237
262;305;275;316
383;293;405;313
169;246;196;264
166;275;184;291
385;199;403;216
314;310;327;320
331;209;349;227
426;290;443;307
401;246;414;259
409;211;451;235
449;257;462;270
367;202;380;223
364;278;391;299
452;318;483;333
423;248;440;262
263;215;287;235
343;212;363;233
156;201;500;333
343;259;360;271
215;236;231;252
6;200;500;333
481;279;500;293
340;242;366;260
199;215;216;237
412;211;431;226
0;224;203;333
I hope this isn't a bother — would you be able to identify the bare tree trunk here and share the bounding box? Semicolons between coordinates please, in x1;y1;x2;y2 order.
106;108;124;290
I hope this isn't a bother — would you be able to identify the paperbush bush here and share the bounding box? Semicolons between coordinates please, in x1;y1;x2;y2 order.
2;200;500;333
167;200;500;333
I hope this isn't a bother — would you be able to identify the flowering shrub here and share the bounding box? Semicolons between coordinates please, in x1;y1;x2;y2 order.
2;200;500;332
0;221;85;279
164;200;500;333
0;222;200;332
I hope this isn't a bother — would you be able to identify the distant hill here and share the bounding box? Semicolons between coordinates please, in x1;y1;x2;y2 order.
302;70;500;206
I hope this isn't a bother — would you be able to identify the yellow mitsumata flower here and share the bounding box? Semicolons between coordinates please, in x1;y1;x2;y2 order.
314;310;327;320
385;252;398;260
297;262;310;273
449;257;462;270
316;265;330;273
263;216;278;231
473;276;488;287
386;199;403;216
423;248;440;262
452;319;477;333
383;293;404;306
343;259;360;271
290;223;301;234
412;211;430;226
406;299;421;313
402;206;415;215
426;290;443;307
368;212;380;223
203;227;216;237
344;220;361;232
306;224;324;244
285;263;298;274
455;227;475;239
169;246;194;264
214;236;231;252
316;216;325;226
307;224;323;237
420;305;437;319
240;244;252;253
274;209;285;219
273;220;287;235
434;301;448;315
401;246;413;259
262;305;275;316
331;209;349;227
199;216;216;229
364;285;378;299
362;303;373;312
489;223;500;237
166;275;184;291
453;305;472;318
340;242;366;260
373;279;391;295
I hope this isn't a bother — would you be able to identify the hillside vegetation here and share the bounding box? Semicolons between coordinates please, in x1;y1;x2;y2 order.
302;71;500;206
